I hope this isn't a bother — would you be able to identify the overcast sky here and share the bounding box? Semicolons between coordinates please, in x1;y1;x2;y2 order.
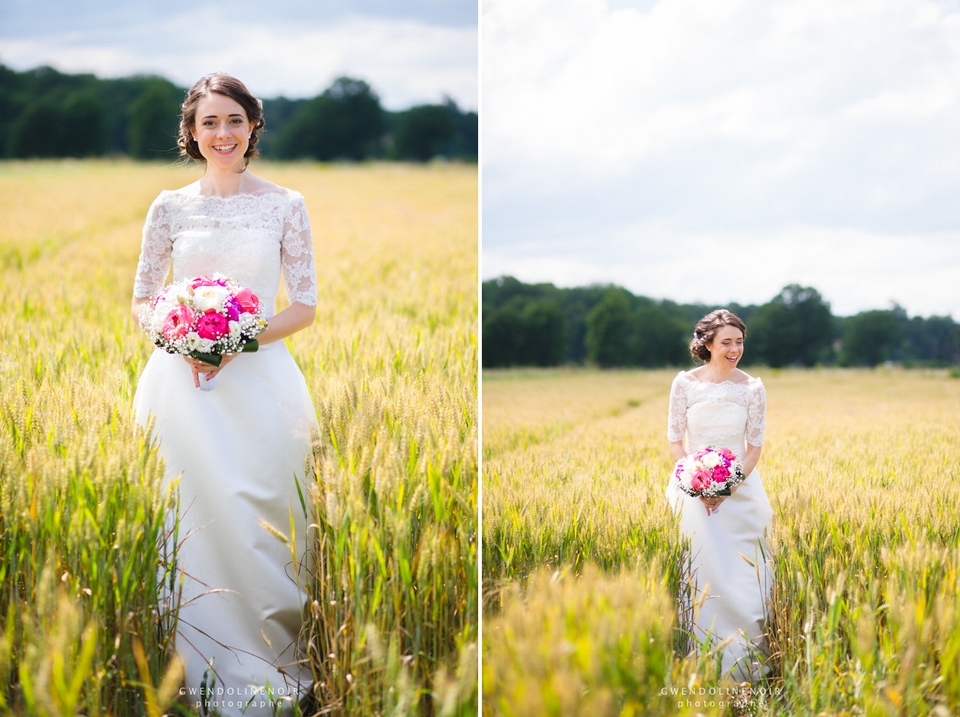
0;0;477;110
483;0;960;318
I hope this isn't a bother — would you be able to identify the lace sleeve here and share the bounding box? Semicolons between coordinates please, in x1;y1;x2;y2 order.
132;193;173;299
281;194;318;306
746;379;766;446
667;373;688;443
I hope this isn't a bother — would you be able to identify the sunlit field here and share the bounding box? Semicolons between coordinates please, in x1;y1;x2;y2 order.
0;159;477;715
482;367;960;716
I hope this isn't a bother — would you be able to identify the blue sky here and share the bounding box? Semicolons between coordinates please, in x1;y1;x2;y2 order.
0;0;477;110
482;0;960;318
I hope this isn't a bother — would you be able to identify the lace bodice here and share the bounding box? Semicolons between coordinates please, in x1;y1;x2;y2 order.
667;371;765;457
133;189;318;314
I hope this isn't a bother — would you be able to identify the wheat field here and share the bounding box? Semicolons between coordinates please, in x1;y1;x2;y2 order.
482;367;960;716
0;159;477;715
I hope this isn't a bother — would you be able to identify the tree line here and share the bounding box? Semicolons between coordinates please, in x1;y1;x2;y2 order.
482;276;960;369
0;65;477;162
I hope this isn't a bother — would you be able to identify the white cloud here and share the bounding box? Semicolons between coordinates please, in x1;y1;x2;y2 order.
485;0;960;167
482;0;960;316
1;12;477;109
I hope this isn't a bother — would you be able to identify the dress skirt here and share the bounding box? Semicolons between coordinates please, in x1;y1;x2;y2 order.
134;341;318;713
667;468;774;682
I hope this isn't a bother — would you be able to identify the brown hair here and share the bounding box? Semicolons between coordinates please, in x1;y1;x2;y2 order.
177;73;265;166
689;309;747;363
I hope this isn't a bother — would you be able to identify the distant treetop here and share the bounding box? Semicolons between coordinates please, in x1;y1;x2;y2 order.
482;276;960;369
0;64;477;162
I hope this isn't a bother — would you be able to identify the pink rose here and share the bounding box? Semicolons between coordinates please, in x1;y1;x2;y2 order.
711;465;728;482
235;287;260;314
718;447;736;461
191;277;218;289
196;310;229;339
691;468;712;491
162;303;196;341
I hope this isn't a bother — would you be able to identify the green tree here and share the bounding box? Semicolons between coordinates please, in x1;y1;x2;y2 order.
586;289;632;367
127;80;181;159
276;77;383;160
7;89;107;158
482;303;524;368
481;297;566;367
7;96;66;157
393;104;458;161
257;96;305;156
900;314;960;364
629;305;688;367
749;285;834;367
840;310;904;366
62;91;107;156
518;300;567;366
454;107;478;161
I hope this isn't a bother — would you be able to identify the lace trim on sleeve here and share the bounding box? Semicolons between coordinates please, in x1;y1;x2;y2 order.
281;194;318;306
746;379;766;446
667;373;688;443
132;193;173;299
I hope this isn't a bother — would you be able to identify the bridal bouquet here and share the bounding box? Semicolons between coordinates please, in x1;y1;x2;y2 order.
673;446;745;498
139;274;267;367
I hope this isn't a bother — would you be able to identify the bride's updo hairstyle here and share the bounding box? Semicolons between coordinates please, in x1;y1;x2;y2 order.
690;309;747;363
177;73;265;166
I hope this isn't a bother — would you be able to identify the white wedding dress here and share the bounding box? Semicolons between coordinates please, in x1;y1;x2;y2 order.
132;188;319;713
665;371;774;682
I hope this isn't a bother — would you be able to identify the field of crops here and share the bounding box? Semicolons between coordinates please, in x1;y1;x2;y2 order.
0;159;477;715
482;367;960;716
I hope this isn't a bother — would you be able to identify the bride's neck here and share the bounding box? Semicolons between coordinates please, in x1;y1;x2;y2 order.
199;164;250;197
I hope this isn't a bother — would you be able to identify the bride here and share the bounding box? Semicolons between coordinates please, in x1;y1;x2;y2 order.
665;309;774;682
131;74;318;713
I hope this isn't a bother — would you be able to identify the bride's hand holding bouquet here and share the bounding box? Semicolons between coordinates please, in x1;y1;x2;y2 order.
138;274;267;390
673;445;745;515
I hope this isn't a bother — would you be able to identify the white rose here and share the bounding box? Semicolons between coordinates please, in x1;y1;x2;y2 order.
228;320;242;339
702;452;721;469
193;285;230;312
185;332;203;351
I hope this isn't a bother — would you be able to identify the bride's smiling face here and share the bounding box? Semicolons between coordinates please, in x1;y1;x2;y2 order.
707;324;744;368
191;93;253;169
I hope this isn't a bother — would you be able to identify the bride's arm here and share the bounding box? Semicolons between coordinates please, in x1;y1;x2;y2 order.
255;301;316;345
669;440;686;462
720;443;761;500
131;296;152;323
667;375;688;461
742;443;762;478
183;301;316;388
